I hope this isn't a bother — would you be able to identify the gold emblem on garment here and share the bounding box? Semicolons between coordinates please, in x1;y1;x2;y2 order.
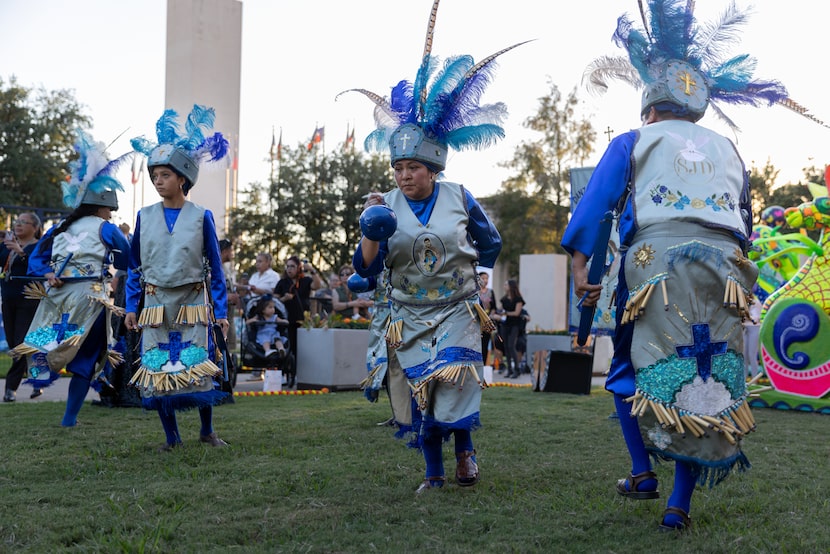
633;244;656;268
733;248;751;269
91;282;103;293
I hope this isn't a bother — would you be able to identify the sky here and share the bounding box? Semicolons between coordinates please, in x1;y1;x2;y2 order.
1;0;828;226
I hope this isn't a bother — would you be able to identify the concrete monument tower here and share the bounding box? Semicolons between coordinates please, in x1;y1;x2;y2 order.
165;0;242;237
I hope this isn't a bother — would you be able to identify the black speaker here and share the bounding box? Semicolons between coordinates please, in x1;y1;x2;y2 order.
535;350;592;395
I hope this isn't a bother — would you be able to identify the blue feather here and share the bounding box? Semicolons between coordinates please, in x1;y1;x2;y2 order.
445;123;505;151
183;104;216;150
130;137;155;156
155;109;181;145
194;132;229;163
99;153;134;183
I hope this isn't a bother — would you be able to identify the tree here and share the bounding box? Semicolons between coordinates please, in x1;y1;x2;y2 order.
487;81;596;272
500;81;596;205
229;142;391;275
0;77;90;208
480;190;565;277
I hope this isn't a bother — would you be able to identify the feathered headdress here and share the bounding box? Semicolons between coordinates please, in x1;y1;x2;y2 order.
130;104;229;191
582;0;826;131
62;129;129;210
337;0;530;170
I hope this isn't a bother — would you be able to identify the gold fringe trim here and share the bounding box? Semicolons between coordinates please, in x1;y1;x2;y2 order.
62;334;83;348
175;304;209;326
9;344;38;359
23;281;48;300
385;317;403;349
410;363;486;410
360;364;384;390
138;305;165;328
624;391;756;444
88;295;126;318
622;280;658;324
107;349;124;367
723;276;753;321
470;301;496;333
129;360;221;392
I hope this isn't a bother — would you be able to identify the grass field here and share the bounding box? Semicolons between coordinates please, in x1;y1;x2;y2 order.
0;385;827;552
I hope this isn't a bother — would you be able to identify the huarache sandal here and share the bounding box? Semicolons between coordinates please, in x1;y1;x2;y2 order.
199;432;229;447
415;476;445;494
659;506;692;531
615;470;659;499
455;450;480;487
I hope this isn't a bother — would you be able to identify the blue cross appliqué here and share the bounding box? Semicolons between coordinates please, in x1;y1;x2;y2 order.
675;323;727;381
158;332;192;364
52;313;78;342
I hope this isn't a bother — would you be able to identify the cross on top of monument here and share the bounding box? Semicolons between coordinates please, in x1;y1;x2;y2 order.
158;332;192;364
604;126;614;142
52;313;78;343
675;323;727;382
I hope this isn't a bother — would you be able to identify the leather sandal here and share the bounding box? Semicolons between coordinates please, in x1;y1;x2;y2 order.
659;506;692;531
615;470;659;499
199;432;229;447
415;476;445;494
455;450;480;487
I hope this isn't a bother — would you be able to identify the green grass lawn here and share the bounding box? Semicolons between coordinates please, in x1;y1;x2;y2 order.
0;386;826;552
0;352;11;378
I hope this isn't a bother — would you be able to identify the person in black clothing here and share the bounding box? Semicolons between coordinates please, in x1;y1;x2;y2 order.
499;279;525;378
477;271;496;365
1;213;43;401
274;255;321;386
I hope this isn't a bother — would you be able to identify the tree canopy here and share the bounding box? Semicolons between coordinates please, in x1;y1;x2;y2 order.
0;77;90;209
484;81;596;275
229;143;391;275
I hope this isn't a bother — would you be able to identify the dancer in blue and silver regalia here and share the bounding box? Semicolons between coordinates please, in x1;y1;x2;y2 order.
12;130;131;427
564;0;799;530
125;105;231;451
348;0;528;492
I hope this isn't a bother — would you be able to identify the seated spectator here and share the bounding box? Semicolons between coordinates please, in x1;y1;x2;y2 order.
332;264;372;318
246;295;288;359
311;273;339;317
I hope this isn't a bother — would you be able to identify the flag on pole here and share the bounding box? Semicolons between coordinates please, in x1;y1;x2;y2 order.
131;155;142;185
344;124;355;151
307;125;324;150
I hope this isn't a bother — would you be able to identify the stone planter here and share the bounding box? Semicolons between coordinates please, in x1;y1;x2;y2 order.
296;328;370;391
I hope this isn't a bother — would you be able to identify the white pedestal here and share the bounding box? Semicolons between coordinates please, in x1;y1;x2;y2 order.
296;328;370;390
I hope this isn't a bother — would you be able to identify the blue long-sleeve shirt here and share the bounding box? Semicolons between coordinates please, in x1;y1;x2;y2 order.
353;182;502;277
125;207;227;319
561;132;635;258
27;220;130;277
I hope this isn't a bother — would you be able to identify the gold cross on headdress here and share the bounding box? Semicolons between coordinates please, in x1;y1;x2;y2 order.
678;71;697;96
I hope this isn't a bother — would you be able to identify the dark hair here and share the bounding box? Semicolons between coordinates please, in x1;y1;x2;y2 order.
218;239;232;251
284;255;302;278
505;279;522;300
37;204;100;254
248;294;274;320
